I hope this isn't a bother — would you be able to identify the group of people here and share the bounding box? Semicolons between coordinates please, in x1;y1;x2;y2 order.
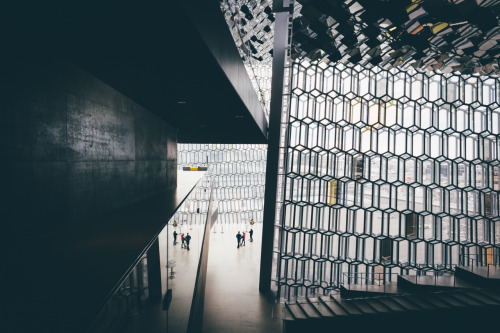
172;230;191;250
236;229;253;248
172;222;256;251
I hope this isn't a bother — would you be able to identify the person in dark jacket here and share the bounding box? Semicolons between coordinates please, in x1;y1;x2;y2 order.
249;229;253;242
236;231;242;248
185;233;192;251
173;230;178;245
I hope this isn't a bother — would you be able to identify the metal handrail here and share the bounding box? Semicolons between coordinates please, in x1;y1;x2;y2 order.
459;253;499;278
86;176;205;333
460;253;499;264
342;269;458;290
342;272;399;293
339;252;500;293
410;271;457;288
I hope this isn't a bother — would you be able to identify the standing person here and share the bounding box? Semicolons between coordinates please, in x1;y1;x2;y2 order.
236;231;242;248
181;233;185;248
249;228;253;242
242;232;246;246
185;233;191;251
173;230;178;245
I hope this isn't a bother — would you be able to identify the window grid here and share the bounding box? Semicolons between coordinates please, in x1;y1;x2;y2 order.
276;59;500;300
176;144;267;225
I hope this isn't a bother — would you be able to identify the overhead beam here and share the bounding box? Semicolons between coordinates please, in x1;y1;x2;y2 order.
182;0;268;140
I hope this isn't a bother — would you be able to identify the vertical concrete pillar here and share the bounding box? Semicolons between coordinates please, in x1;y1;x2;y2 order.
259;0;292;294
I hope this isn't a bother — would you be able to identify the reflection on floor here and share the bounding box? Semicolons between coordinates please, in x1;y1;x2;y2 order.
119;223;205;333
122;221;282;333
163;223;205;333
203;223;282;333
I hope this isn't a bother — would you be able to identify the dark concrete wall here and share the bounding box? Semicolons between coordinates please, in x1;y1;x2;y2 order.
2;54;177;243
1;53;178;331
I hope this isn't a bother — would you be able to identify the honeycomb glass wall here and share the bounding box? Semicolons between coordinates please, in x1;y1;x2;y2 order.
274;59;500;300
177;144;267;225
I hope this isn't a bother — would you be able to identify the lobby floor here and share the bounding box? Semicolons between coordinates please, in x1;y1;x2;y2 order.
125;218;283;332
202;223;282;333
164;222;205;333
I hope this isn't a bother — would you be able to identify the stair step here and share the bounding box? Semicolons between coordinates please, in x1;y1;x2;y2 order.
283;306;295;321
391;296;422;311
375;297;407;312
475;289;500;302
285;303;307;320
462;290;500;306
363;299;391;313
434;293;468;307
296;299;321;318
421;294;454;308
447;292;484;307
307;298;336;317
403;295;439;310
318;296;350;316
350;300;377;314
329;295;364;315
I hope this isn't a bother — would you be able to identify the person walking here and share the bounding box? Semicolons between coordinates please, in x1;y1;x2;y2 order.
185;233;191;251
249;229;253;242
173;230;178;245
242;232;246;246
181;233;185;248
236;231;242;248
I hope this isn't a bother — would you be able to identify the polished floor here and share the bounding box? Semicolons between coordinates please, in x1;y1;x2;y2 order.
164;222;206;332
6;171;204;333
202;223;282;333
123;217;282;332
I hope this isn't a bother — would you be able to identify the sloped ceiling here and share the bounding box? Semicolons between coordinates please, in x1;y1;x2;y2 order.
291;0;500;75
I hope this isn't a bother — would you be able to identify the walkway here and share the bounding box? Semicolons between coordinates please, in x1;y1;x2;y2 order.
202;223;282;333
162;223;205;333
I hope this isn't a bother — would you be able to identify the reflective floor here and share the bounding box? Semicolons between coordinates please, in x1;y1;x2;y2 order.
122;220;282;332
203;223;282;333
164;223;205;333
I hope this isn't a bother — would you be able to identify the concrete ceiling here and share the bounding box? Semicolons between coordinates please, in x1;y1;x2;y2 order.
3;0;268;143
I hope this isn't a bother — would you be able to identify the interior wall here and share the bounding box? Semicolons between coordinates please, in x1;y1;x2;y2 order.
1;52;178;331
1;53;177;244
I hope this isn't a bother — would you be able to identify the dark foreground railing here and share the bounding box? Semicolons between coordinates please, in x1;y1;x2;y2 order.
85;177;203;333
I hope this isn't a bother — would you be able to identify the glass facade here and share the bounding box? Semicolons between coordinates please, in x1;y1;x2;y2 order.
274;58;500;300
220;0;275;116
170;174;212;226
176;144;267;225
290;0;500;75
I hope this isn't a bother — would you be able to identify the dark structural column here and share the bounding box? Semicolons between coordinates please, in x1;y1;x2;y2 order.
259;0;292;294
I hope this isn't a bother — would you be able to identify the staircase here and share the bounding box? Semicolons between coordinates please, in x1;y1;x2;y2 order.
282;265;500;332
